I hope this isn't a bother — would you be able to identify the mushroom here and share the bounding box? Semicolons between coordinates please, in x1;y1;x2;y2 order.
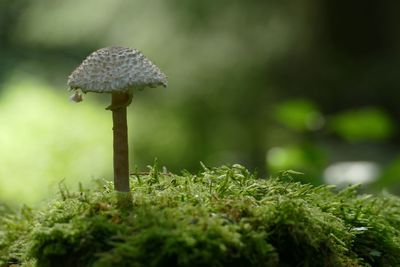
67;46;167;194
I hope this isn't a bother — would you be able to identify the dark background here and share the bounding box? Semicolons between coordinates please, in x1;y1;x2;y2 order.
0;0;399;206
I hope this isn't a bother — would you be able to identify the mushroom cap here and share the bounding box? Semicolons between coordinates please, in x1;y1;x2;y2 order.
68;46;167;93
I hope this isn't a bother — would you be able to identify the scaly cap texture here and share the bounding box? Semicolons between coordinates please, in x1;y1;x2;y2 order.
68;46;167;93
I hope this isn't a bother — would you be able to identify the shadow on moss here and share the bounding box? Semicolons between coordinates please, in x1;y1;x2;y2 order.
1;164;400;267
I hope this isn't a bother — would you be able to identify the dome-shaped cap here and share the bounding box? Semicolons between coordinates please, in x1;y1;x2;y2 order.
68;46;167;93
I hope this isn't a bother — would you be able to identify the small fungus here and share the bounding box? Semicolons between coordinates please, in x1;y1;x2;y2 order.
67;46;167;193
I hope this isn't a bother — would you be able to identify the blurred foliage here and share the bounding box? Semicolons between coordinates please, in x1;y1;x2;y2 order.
331;108;395;142
0;0;400;206
373;156;400;193
274;99;324;132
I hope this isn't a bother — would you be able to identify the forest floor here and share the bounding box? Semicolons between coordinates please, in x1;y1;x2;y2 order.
1;164;400;267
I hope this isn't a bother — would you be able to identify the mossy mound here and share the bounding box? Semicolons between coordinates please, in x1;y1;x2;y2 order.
1;165;400;267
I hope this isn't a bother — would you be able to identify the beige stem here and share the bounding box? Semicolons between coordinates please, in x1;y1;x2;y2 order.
109;92;131;192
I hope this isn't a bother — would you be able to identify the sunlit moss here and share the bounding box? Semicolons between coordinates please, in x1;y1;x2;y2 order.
1;165;400;266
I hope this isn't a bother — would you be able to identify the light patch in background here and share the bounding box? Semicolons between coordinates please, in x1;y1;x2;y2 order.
267;147;289;167
323;161;380;187
330;108;395;142
275;99;325;132
267;146;308;171
0;76;112;206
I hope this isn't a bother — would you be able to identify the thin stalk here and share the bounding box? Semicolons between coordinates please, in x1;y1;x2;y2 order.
109;92;131;192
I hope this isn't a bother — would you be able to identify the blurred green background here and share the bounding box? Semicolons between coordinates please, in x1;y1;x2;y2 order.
1;0;399;207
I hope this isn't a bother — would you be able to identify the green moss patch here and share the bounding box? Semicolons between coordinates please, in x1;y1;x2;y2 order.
1;165;400;266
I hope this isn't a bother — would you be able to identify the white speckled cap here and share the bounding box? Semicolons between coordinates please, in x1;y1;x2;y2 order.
67;46;167;93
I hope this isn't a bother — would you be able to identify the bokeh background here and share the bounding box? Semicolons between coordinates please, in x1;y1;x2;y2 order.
1;0;399;207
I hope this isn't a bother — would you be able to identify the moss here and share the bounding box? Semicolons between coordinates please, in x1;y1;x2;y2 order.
1;165;400;266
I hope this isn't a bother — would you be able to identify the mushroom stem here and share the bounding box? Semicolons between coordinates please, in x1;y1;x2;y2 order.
110;92;131;192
